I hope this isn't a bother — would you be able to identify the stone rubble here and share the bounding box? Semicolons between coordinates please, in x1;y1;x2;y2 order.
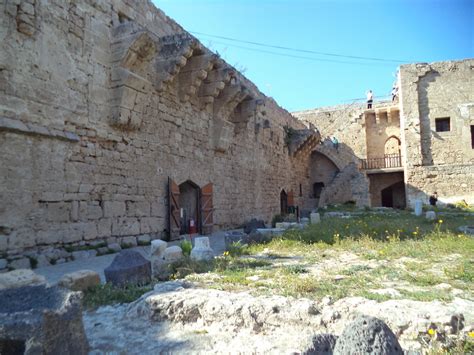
83;281;474;354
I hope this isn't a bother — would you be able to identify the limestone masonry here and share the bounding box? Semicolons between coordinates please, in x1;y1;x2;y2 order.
0;0;472;269
0;0;317;268
294;59;474;210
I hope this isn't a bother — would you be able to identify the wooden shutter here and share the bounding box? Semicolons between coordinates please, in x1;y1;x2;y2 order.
168;177;180;241
288;190;295;206
200;183;213;235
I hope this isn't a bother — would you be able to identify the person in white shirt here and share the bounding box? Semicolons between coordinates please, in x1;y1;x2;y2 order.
366;90;373;109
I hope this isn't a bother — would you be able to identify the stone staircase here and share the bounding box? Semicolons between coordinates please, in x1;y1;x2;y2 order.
319;163;370;207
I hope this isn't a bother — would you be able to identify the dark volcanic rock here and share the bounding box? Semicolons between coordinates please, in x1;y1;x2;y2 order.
333;315;403;355
243;218;266;234
104;249;151;286
305;333;338;354
0;285;89;354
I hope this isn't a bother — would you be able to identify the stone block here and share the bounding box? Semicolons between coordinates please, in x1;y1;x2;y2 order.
305;334;338;355
72;250;97;260
83;222;98;240
190;237;214;261
98;218;112;237
58;270;101;291
121;236;138;248
425;211;436;220
10;258;31;270
0;259;7;269
414;200;423;216
104;250;151;286
0;269;47;290
112;218;140;236
127;201;150;217
137;234;151;245
164;246;183;263
8;228;36;249
243;218;266;234
310;213;321;224
107;242;122;252
151;239;167;257
0;285;89;354
103;201;125;218
140;217;161;234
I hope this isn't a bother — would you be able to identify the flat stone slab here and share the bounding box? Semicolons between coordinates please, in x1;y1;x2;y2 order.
0;269;47;290
0;285;89;354
104;250;151;286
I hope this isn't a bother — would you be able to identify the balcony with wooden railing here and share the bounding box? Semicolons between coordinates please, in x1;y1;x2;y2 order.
360;154;403;171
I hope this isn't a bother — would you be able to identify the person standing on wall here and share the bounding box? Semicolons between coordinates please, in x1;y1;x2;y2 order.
366;90;373;109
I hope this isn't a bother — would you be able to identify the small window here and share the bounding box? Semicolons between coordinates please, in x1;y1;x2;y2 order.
435;117;450;132
471;125;474;149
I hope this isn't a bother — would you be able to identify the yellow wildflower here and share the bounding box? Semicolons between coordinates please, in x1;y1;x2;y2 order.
223;251;230;256
468;331;474;338
428;328;435;336
438;219;443;224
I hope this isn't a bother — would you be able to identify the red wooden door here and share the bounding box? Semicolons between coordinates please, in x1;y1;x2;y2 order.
168;177;181;240
200;183;213;235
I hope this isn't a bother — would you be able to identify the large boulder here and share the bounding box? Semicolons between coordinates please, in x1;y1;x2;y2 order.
243;218;266;234
0;285;89;354
0;269;47;290
58;270;101;291
333;315;403;354
104;250;151;286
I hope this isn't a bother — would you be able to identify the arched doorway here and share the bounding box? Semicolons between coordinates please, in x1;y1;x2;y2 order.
280;189;288;215
179;180;199;235
313;182;325;207
384;136;401;155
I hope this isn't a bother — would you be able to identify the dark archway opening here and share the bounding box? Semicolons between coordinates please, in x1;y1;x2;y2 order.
381;181;406;209
0;339;26;355
280;189;288;215
179;180;200;235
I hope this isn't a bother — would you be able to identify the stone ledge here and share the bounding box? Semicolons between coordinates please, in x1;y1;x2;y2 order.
0;117;80;142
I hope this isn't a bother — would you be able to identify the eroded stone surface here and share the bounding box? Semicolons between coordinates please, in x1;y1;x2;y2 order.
0;269;47;290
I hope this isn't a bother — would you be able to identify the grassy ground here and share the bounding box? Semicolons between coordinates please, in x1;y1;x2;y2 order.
83;210;473;308
185;211;474;303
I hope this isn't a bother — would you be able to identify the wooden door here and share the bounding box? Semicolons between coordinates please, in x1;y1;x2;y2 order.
200;183;213;235
168;177;181;241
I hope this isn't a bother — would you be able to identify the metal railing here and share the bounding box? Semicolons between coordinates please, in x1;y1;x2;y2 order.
360;154;402;170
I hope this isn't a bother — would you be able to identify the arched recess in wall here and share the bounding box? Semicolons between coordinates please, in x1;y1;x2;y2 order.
310;151;340;186
384;136;401;155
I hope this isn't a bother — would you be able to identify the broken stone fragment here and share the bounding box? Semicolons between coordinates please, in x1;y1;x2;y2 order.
58;270;101;291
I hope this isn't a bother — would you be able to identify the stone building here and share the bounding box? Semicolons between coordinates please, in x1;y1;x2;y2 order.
294;58;474;209
0;0;319;268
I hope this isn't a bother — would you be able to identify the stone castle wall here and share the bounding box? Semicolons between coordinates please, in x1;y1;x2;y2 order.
0;0;308;268
399;59;474;206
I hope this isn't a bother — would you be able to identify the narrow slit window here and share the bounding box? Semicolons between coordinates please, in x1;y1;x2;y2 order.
435;117;450;132
471;125;474;149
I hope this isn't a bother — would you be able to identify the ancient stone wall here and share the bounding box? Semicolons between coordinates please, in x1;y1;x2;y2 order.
0;0;309;268
399;59;474;206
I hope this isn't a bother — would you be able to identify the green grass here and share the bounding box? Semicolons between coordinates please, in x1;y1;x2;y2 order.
83;283;153;310
183;211;473;303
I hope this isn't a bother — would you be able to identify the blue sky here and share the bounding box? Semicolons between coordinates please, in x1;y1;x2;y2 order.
153;0;473;111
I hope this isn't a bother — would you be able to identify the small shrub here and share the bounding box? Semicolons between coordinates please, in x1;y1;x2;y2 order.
284;264;308;274
271;214;284;227
227;241;249;257
180;240;192;257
